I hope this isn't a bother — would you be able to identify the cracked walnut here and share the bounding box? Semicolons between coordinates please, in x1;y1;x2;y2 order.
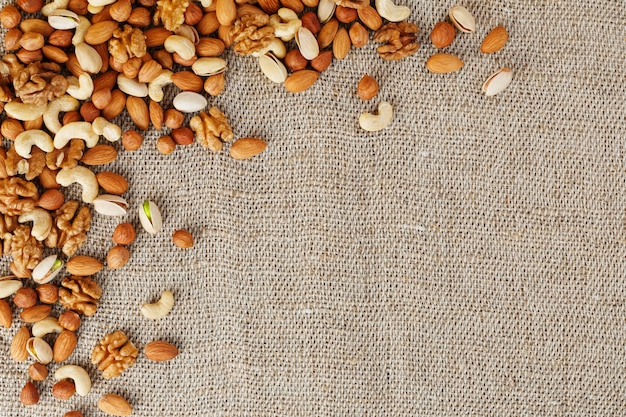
189;107;234;153
108;25;147;65
92;330;138;379
154;0;189;32
59;275;102;316
12;62;68;106
230;14;275;55
374;22;420;60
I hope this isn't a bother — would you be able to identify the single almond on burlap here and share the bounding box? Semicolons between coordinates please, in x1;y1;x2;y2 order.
426;53;464;74
53;330;77;362
11;326;30;361
98;394;132;416
84;20;118;44
285;70;319;93
230;137;267;160
480;25;508;54
144;340;179;361
126;96;150;130
81;144;117;165
96;172;129;195
66;255;103;276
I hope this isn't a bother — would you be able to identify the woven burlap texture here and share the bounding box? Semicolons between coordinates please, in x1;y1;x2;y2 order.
1;0;626;415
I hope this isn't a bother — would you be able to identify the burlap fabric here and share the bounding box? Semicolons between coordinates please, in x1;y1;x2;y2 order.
1;0;625;415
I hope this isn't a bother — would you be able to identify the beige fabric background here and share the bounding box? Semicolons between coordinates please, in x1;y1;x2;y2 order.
1;0;626;415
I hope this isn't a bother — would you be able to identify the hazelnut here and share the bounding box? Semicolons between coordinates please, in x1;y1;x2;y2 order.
335;5;357;23
173;229;194;249
284;49;308;72
430;21;455;49
80;101;100;123
172;127;194;145
163;109;184;129
52;380;76;400
184;1;203;25
112;222;136;245
36;284;59;304
300;11;320;35
357;74;379;101
58;310;81;331
157;135;176;155
28;362;48;381
48;29;73;48
62;111;83;125
107;245;130;269
0;5;21;29
1;118;24;140
16;0;43;14
68;0;88;15
122;130;143;151
4;27;22;51
13;287;38;309
20;381;39;406
128;7;150;27
109;0;132;22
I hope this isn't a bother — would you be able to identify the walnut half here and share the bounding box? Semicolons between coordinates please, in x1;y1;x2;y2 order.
189;107;234;153
374;22;420;60
92;330;138;379
58;275;102;316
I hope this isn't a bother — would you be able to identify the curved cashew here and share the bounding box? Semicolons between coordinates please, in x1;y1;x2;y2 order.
92;117;122;142
42;0;70;16
56;166;99;204
54;121;99;149
54;365;91;396
117;74;148;97
252;38;286;59
375;0;411;22
4;102;47;121
87;0;116;8
32;317;63;337
141;290;174;319
359;101;393;132
44;95;80;134
164;35;196;60
66;74;94;101
148;70;173;102
18;208;53;241
269;14;302;41
72;16;91;46
14;130;54;158
0;279;22;299
87;3;104;13
277;7;298;22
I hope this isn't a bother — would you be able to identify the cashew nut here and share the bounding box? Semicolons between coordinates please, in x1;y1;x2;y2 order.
14;130;54;159
72;16;90;46
32;317;63;337
0;279;22;299
42;0;70;15
4;102;47;121
18;208;53;241
141;290;174;319
148;70;173;102
54;365;91;396
359;101;393;132
164;35;196;60
252;38;286;59
87;0;116;8
375;0;411;22
117;74;148;97
54;121;99;149
56;166;99;204
92;117;122;142
44;95;80;134
66;73;94;101
269;14;302;42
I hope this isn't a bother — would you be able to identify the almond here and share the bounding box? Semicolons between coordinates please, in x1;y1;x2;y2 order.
172;71;204;92
0;299;11;328
332;27;351;60
230;137;267;160
42;45;69;63
215;0;236;26
425;53;464;74
149;100;164;130
196;37;225;57
102;89;126;120
96;171;129;195
98;394;132;416
91;88;112;110
310;50;332;72
480;25;508;54
66;255;103;276
256;0;279;14
94;70;119;91
137;59;162;83
19;31;44;51
112;222;135;245
107;245;130;269
197;12;219;35
84;20;118;45
204;73;225;96
317;18;338;49
144;27;173;47
357;6;382;31
144;340;179;361
1;119;24;140
53;329;77;362
284;70;319;93
81;144;118;165
126;96;150;130
11;326;30;361
430;21;455;49
38;189;64;210
280;0;303;13
335;5;357;23
20;305;51;323
28;362;48;381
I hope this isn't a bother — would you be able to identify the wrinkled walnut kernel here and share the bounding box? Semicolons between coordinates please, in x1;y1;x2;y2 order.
59;275;102;316
230;14;275;55
46;140;85;170
108;25;147;65
12;62;68;106
55;201;91;257
154;0;189;31
374;22;420;60
189;106;234;152
92;330;138;378
5;225;43;278
0;177;39;216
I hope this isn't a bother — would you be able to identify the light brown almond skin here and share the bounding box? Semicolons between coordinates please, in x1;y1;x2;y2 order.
66;255;103;276
144;340;179;361
38;189;64;210
81;144;118;165
311;50;332;72
28;362;48;380
144;27;173;46
215;0;236;26
11;326;31;361
196;37;225;57
284;70;319;93
172;71;204;92
357;6;382;31
84;20;118;45
98;394;132;416
318;18;339;49
96;171;129;195
0;299;11;328
126;96;150;130
102;90;126;120
230;137;267;160
426;53;464;74
481;25;509;54
53;330;77;362
20;305;51;323
197;12;219;35
332;27;351;60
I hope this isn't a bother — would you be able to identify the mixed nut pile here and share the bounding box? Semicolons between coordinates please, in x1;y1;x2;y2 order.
0;0;512;415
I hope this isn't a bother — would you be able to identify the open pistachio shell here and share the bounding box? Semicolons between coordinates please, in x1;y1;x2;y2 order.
27;337;53;365
191;58;227;77
93;194;129;216
482;68;513;96
48;9;80;30
32;255;64;284
258;53;287;84
317;0;336;24
139;200;163;235
295;27;319;61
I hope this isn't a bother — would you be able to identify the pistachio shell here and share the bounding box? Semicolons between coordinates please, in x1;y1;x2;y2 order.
482;67;513;96
449;5;476;33
258;53;287;83
295;27;319;60
32;255;64;284
48;9;80;30
139;200;163;235
317;0;336;24
93;194;129;216
26;337;53;365
191;57;227;76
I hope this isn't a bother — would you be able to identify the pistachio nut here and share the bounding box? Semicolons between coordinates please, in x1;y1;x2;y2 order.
317;0;336;24
191;57;227;77
258;53;287;83
93;194;129;216
139;200;163;235
0;278;23;299
32;255;64;284
449;5;476;33
295;27;319;61
482;67;513;96
173;91;207;113
26;337;54;365
175;24;200;44
74;42;103;73
48;9;80;30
